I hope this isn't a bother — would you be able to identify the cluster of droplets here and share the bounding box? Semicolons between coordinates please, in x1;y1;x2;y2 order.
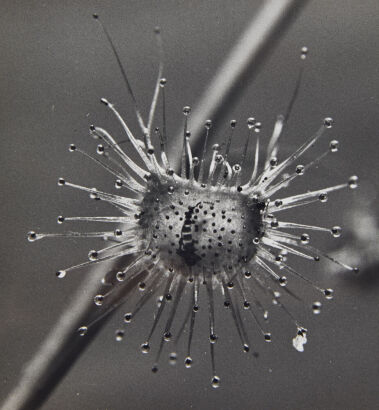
26;16;361;389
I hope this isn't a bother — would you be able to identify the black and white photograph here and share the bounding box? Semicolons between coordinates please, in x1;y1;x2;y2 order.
1;1;378;409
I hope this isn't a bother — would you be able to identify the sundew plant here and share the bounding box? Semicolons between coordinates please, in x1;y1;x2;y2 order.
27;14;359;389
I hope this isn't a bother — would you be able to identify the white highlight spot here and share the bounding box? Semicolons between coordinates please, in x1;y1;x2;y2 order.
292;330;307;352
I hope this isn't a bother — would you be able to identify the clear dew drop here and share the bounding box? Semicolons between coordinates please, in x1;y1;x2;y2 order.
159;77;167;87
275;254;283;264
331;226;342;238
88;250;98;261
319;193;328;203
56;270;66;279
264;333;272;342
96;144;105;155
348;175;358;189
116;271;126;281
215;154;223;164
89;189;98;200
323;117;334;128
323;288;334;300
254;122;262;133
27;231;37;242
114;229;122;237
270;218;279;228
164;331;172;341
115;179;123;189
78;326;88;336
279;276;287;287
58;178;65;186
205;119;212;129
300;46;308;59
141;342;150;354
300;233;310;244
312;301;322;314
275;199;283;207
211;376;221;389
184;356;192;368
183;106;191;115
209;333;218;344
94;294;104;306
124;313;132;323
115;330;124;341
169;352;177;365
57;215;65;224
247;117;256;129
167;186;175;194
329;140;339;152
296;164;305;175
269;157;278;167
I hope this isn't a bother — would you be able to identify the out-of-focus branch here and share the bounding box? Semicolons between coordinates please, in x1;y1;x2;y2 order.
329;203;379;283
169;0;310;169
1;1;309;409
2;258;144;410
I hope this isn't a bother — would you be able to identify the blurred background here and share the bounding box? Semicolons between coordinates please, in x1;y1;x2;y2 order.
1;0;378;409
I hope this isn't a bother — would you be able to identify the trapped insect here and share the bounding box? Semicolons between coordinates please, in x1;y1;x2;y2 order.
27;15;359;388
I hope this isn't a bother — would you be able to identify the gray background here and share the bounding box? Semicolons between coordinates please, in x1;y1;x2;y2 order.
1;0;379;409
